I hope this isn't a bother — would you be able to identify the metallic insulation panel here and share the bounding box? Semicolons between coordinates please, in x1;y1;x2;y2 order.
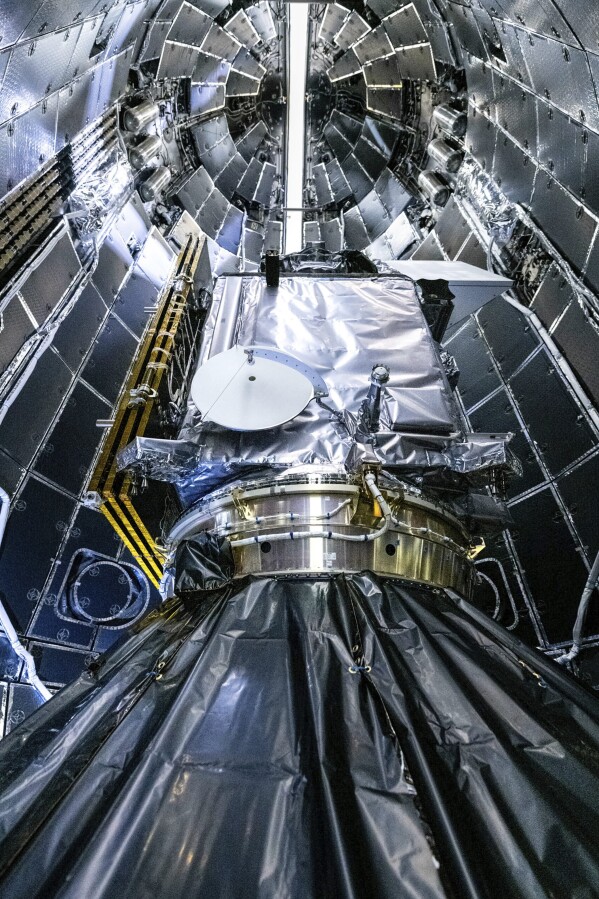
353;25;393;66
334;10;369;51
157;41;200;79
364;53;403;88
167;3;212;48
382;5;428;48
236;121;268;161
174;166;214;215
201;23;241;63
225;10;260;49
230;48;266;82
318;3;349;45
189;83;225;115
396;43;436;80
312;162;334;206
327;48;363;82
226;70;261;97
192;52;230;84
245;2;276;44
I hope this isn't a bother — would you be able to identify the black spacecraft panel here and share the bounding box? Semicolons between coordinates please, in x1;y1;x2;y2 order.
113;268;158;338
531;176;595;275
35;382;111;495
189;84;225;117
225;10;260;49
157;42;199;80
0;475;75;632
493;74;538;157
477;296;538;379
334;10;369;51
199;134;237;179
447;318;502;411
0;449;24;498
433;196;471;260
342;205;369;249
202;23;241;63
318;3;349;45
246;2;276;44
558;452;599;559
0;348;72;471
382;6;428;48
92;236;134;303
0;295;35;375
192;53;230;85
396;44;436;81
353;137;387;182
215;153;249;196
358;190;390;242
551;300;599;406
523;32;599;133
236;121;268;162
226;71;261;97
466;107;497;175
410;229;444;261
312;162;333;206
20;232;81;326
51;283;108;373
198;188;229;238
536;107;584;203
175;167;214;215
366;88;401;119
340;154;373;202
364;53;402;88
81;314;138;405
509;487;594;645
468;389;546;499
454;233;487;268
510;352;596;476
168;4;211;47
530;265;574;330
325;157;352;202
354;25;392;66
323;122;353;162
361;116;399;157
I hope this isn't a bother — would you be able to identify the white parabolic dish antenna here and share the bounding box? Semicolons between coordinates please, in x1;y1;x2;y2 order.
190;345;324;431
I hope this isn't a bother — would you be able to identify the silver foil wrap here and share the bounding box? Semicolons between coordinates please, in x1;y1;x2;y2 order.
118;274;513;505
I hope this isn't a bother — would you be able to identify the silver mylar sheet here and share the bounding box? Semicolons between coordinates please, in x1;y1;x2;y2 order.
200;275;457;435
120;275;513;499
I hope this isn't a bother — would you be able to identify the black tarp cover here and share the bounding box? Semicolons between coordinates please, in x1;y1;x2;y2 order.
0;567;599;897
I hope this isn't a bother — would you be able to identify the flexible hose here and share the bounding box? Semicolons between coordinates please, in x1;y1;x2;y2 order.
556;548;599;665
229;474;391;548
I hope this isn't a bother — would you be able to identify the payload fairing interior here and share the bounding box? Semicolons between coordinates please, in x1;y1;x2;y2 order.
0;0;598;896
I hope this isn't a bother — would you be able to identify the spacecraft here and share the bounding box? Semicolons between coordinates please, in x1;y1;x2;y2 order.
0;0;598;896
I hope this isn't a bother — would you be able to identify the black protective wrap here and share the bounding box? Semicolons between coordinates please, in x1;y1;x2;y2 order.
0;572;598;898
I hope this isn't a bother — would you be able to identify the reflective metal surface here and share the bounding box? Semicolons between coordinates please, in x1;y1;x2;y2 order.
167;472;475;595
